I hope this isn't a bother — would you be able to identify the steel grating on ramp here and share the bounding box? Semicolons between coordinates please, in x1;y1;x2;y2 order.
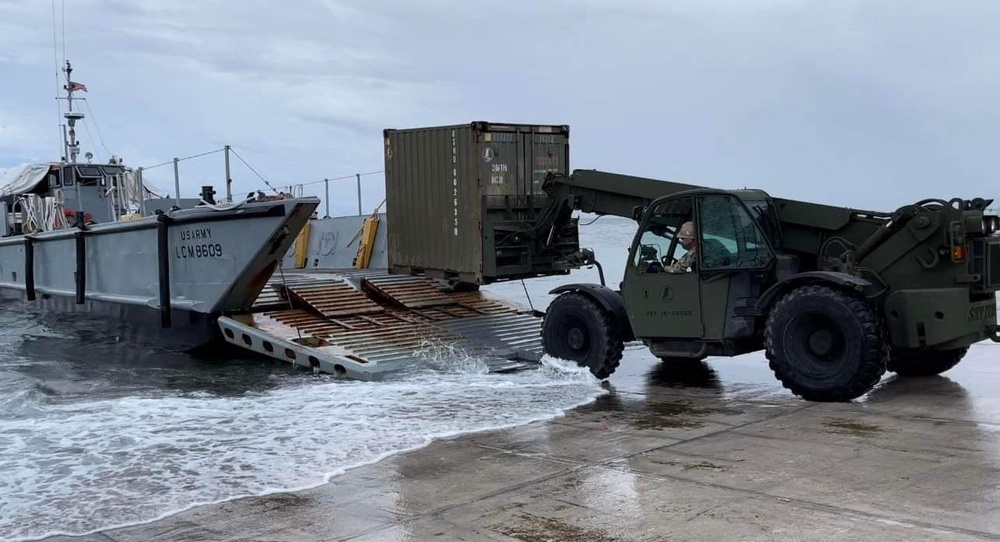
362;274;455;308
435;313;546;362
220;269;545;379
252;273;320;310
284;281;384;318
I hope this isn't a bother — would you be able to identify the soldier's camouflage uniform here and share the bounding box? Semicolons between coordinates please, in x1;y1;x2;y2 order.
666;249;695;273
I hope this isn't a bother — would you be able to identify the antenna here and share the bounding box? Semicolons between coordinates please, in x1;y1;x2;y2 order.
61;59;85;163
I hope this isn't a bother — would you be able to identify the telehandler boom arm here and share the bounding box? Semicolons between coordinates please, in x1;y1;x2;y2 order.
541;169;705;221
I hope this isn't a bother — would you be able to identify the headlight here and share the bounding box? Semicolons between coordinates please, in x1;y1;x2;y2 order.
986;215;1000;235
963;211;998;235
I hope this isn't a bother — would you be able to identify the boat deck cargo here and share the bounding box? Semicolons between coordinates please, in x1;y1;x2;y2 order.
383;121;581;285
217;268;546;380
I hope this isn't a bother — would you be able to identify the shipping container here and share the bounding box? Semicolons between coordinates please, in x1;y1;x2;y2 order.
383;121;581;285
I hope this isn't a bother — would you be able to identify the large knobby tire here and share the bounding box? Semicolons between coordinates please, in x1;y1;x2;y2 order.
888;347;968;377
764;284;888;402
541;292;624;379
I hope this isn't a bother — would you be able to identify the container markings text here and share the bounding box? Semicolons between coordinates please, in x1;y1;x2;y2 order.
452;129;459;236
490;162;508;186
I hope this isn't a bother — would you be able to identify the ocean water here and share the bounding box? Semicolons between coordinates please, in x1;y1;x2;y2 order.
0;215;639;541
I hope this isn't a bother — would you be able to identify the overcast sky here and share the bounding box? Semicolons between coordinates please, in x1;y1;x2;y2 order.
2;0;999;216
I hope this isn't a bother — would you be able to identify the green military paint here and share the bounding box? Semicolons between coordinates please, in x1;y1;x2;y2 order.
383;121;579;285
529;167;1000;402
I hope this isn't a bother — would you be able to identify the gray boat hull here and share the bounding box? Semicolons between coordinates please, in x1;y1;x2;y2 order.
0;292;219;351
0;196;319;346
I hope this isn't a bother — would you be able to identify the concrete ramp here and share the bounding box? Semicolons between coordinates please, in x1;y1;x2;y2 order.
219;269;543;380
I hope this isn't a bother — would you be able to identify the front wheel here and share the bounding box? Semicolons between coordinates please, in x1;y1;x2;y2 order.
541;292;624;379
764;284;888;402
888;347;968;376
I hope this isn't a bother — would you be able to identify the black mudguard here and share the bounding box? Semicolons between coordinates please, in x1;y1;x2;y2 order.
755;271;873;315
549;283;635;341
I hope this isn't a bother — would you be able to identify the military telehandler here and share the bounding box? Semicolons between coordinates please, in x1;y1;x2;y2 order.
528;169;1000;401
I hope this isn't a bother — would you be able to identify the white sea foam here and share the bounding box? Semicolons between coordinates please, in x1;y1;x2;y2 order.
0;355;607;541
0;215;638;541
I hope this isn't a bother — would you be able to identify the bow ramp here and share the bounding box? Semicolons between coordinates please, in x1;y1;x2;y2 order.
217;270;545;380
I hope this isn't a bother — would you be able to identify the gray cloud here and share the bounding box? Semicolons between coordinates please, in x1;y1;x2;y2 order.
1;0;999;217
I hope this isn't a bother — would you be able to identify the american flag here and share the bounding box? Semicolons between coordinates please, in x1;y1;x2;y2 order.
66;81;87;92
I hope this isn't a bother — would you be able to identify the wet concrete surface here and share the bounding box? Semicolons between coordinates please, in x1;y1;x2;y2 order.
48;343;1000;541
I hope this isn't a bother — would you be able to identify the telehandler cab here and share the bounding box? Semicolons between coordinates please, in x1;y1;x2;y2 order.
531;169;1000;401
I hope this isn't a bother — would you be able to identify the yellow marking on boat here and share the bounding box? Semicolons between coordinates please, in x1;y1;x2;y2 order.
293;221;311;269
354;213;379;269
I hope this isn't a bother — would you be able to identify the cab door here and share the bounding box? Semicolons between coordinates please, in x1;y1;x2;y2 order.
693;194;775;341
621;196;704;339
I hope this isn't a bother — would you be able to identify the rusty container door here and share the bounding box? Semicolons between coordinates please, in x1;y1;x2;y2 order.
479;123;572;279
478;125;522;199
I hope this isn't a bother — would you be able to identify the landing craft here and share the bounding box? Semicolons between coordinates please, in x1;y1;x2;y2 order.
0;64;546;378
0;60;318;347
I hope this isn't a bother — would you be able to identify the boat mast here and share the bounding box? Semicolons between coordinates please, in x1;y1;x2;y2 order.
61;60;85;164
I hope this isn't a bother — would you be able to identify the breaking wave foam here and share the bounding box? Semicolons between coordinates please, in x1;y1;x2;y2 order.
0;354;605;541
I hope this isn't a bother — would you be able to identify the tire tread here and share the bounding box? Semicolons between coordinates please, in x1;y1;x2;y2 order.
764;284;888;402
542;292;624;379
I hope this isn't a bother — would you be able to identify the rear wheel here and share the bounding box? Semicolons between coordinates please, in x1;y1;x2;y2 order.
888;347;968;376
541;292;624;379
764;284;888;402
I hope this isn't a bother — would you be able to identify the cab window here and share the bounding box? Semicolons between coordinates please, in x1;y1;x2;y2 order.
696;195;772;270
632;197;693;273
